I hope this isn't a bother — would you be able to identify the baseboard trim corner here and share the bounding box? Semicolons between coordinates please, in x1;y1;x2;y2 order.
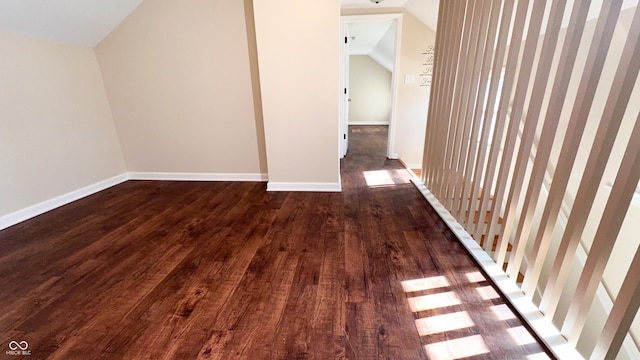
127;172;268;182
0;173;129;231
0;171;270;231
267;181;342;192
398;158;421;170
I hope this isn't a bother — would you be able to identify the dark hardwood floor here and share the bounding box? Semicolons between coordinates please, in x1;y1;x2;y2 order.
0;125;550;359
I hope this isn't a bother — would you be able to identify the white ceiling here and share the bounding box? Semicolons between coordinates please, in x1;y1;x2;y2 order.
341;0;409;10
0;0;436;49
0;0;143;47
405;0;439;31
348;21;397;72
5;0;636;51
348;21;394;55
341;0;438;31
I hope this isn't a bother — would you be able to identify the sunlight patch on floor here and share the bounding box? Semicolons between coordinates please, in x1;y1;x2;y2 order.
476;285;500;300
465;271;486;283
362;170;411;187
407;291;462;312
424;334;490;359
507;326;538;346
490;304;517;321
363;170;395;187
401;276;449;293
402;271;550;359
414;311;474;336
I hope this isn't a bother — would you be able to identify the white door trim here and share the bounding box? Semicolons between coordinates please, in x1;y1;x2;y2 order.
339;20;349;159
340;13;403;160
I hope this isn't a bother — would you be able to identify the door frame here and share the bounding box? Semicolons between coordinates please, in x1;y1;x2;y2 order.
339;13;403;160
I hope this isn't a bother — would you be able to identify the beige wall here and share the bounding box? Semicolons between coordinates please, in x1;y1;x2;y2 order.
342;9;435;168
0;32;125;217
253;0;341;188
349;55;392;125
95;0;266;175
395;11;435;168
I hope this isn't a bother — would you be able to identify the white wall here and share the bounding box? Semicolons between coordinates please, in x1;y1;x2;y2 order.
95;0;267;177
349;55;392;125
253;0;341;190
0;32;125;218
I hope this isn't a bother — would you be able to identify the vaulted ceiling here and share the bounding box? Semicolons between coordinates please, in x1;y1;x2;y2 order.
0;0;439;48
2;0;638;50
342;0;439;30
0;0;143;47
342;0;439;72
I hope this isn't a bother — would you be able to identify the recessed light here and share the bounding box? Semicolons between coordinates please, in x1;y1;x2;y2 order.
370;0;384;3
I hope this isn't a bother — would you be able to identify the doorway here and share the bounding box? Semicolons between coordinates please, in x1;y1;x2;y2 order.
339;14;403;160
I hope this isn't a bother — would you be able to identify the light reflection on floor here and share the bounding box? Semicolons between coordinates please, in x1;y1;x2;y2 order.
407;291;462;312
490;304;517;321
414;311;474;336
475;285;500;300
465;271;486;283
362;169;412;187
401;276;450;292
402;273;551;359
507;326;538;346
424;334;491;359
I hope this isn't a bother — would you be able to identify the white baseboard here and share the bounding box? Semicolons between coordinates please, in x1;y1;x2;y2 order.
348;121;390;126
398;158;421;169
0;171;269;231
410;179;583;360
0;172;345;230
127;172;268;182
0;173;128;231
267;181;342;192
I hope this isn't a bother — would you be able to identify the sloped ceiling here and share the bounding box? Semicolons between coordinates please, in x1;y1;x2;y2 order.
0;0;142;47
341;0;438;73
340;0;438;31
0;0;436;49
404;0;439;31
348;21;396;72
3;0;637;50
368;24;397;72
348;21;393;56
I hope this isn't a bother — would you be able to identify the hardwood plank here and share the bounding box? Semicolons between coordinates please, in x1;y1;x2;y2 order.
0;125;552;359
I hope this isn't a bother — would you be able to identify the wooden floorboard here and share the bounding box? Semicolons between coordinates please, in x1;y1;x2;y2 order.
0;125;551;359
